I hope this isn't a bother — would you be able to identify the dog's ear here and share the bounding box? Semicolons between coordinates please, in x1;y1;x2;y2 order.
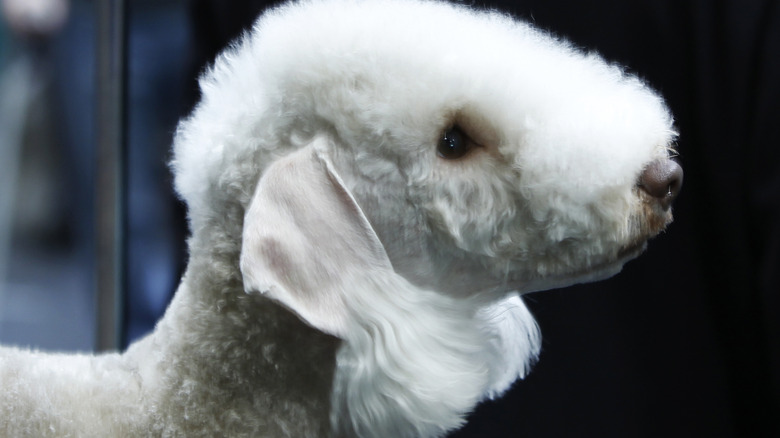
240;136;392;337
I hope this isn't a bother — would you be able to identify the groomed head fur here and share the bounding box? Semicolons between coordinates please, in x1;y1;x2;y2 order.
175;0;678;292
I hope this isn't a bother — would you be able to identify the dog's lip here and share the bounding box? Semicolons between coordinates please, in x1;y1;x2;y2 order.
517;240;649;294
616;240;648;260
574;240;648;281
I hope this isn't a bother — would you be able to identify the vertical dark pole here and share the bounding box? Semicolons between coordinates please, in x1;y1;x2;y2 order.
95;0;127;352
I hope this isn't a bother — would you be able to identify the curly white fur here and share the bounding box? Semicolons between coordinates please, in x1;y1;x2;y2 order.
0;0;677;437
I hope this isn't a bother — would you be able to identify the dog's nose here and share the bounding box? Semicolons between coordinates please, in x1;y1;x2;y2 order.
639;158;683;210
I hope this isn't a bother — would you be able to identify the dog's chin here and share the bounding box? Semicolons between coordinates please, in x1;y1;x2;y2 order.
519;241;648;294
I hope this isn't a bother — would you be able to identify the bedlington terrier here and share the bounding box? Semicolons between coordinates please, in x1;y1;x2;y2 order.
0;0;683;436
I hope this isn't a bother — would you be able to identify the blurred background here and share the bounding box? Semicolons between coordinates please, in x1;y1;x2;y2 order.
0;0;189;351
0;0;777;437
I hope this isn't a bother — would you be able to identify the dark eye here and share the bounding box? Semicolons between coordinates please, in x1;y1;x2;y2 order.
437;126;472;159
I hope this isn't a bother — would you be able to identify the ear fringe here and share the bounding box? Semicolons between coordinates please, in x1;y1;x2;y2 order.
331;274;540;438
477;294;541;399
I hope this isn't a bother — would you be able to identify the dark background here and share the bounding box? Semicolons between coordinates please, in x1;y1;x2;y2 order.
190;1;780;436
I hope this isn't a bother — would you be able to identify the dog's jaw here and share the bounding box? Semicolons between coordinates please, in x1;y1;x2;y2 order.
518;241;649;294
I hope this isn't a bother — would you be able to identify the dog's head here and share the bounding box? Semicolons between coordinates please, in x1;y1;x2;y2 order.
214;0;679;303
173;0;681;435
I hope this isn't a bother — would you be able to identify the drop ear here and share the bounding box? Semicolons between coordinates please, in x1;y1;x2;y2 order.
239;136;393;337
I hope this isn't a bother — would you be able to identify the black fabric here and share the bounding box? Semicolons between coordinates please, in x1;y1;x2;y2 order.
186;0;285;110
455;2;780;436
187;1;780;436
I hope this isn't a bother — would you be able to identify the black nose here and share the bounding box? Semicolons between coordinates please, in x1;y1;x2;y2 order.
639;158;683;210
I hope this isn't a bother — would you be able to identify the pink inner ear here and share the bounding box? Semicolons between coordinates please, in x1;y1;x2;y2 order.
240;139;392;338
257;238;296;289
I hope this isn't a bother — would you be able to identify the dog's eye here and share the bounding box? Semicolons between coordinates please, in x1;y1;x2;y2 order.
437;126;472;159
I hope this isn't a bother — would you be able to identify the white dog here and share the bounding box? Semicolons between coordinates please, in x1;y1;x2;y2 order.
0;0;682;436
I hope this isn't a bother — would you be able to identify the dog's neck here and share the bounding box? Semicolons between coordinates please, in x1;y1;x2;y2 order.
129;217;340;436
135;211;539;437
